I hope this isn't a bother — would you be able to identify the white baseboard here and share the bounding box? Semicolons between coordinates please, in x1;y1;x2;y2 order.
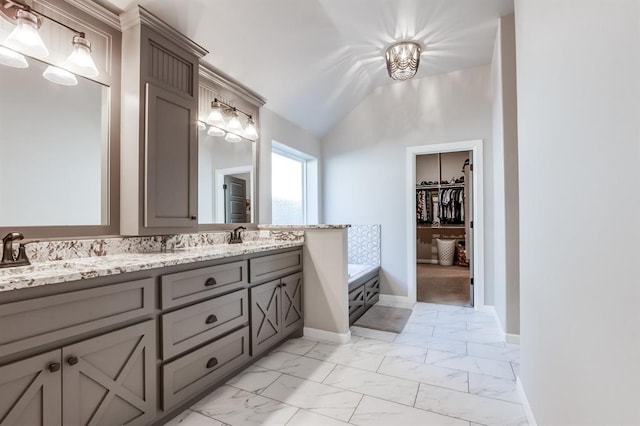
506;333;520;345
377;294;415;309
417;259;438;264
303;327;351;344
517;377;537;426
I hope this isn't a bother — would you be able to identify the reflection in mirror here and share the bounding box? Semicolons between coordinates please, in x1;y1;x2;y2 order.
198;128;254;224
0;56;109;226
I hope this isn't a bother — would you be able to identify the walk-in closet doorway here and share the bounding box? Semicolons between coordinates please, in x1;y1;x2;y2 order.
406;140;485;308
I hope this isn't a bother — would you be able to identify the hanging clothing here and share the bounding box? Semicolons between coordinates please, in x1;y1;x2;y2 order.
438;188;465;224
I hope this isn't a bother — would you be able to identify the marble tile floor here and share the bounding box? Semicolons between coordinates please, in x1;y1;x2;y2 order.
166;302;527;426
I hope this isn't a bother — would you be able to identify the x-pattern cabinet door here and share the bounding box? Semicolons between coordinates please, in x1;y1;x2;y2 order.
0;349;62;426
250;279;282;355
281;273;303;336
62;320;156;426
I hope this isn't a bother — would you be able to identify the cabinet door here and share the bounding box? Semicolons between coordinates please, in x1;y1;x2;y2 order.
0;350;61;426
281;273;303;336
250;280;282;356
145;83;198;229
62;320;156;426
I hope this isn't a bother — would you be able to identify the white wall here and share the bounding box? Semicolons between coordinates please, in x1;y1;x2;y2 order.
322;66;493;297
516;1;640;423
258;107;322;224
491;14;520;336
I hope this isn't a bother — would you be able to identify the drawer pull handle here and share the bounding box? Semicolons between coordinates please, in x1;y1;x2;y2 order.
205;314;218;324
205;277;217;287
67;356;78;366
48;362;61;373
206;357;218;369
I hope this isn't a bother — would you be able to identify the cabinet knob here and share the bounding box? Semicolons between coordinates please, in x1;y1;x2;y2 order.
48;362;61;373
206;357;218;369
190;216;197;220
281;283;287;288
205;277;217;287
67;356;78;366
205;314;218;324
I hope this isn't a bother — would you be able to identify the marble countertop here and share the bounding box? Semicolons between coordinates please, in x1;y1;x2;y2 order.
258;224;351;229
0;240;303;293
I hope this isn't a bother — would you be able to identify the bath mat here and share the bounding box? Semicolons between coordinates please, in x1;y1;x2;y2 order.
354;305;412;334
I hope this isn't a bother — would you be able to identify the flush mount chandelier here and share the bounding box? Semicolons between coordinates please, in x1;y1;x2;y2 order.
0;0;99;86
385;41;421;81
201;98;259;143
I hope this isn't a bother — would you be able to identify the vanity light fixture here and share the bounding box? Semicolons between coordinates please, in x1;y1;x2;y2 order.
204;98;259;142
385;41;421;81
0;0;100;82
42;64;78;86
197;120;206;131
0;45;27;68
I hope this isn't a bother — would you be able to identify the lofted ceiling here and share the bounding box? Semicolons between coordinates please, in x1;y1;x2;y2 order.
97;0;514;137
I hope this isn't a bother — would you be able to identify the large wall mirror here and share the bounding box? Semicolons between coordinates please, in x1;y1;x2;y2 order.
0;57;109;227
0;0;121;238
197;66;264;226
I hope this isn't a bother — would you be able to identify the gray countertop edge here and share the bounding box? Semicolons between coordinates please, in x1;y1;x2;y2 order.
258;224;351;229
0;241;304;293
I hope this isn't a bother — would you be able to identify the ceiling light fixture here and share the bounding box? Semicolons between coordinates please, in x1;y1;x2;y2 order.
0;0;100;82
204;98;259;143
385;41;421;81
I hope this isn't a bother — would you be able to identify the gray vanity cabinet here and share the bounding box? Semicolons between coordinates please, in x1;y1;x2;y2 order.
0;349;62;426
250;272;303;356
0;321;156;426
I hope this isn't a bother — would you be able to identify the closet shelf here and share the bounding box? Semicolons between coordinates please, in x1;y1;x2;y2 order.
416;183;464;190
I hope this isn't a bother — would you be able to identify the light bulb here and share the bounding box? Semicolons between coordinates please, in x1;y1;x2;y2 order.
197;121;206;131
206;101;225;127
227;111;244;134
225;132;242;143
4;9;49;58
0;46;28;68
43;65;78;86
207;126;226;137
244;117;259;140
64;34;99;78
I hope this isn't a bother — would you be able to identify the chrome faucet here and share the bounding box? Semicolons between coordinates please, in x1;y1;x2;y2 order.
228;226;246;244
1;232;31;268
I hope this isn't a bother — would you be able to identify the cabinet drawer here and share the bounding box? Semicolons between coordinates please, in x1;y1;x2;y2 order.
0;278;154;358
364;275;380;306
160;260;248;309
348;284;366;324
161;289;249;359
162;326;250;410
249;250;302;283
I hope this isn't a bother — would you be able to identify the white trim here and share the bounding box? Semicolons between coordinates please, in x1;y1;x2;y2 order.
214;166;254;223
377;295;415;310
506;333;521;345
303;327;352;344
406;140;485;308
517;378;538;426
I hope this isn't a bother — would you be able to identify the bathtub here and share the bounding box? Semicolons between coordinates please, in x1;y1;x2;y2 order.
348;263;378;282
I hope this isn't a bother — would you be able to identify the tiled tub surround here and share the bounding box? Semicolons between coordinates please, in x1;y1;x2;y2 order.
0;230;303;292
348;225;381;267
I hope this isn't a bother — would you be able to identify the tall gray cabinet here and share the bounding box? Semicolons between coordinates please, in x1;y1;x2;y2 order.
120;6;208;235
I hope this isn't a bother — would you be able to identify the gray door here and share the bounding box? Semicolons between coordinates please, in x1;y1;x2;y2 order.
62;320;156;426
250;280;282;356
281;273;303;336
145;83;198;229
224;176;247;223
0;350;62;426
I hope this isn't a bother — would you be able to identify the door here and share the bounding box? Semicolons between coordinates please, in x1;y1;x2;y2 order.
62;320;156;426
250;280;282;355
466;152;474;307
224;176;247;223
281;273;303;336
0;350;62;426
145;83;198;229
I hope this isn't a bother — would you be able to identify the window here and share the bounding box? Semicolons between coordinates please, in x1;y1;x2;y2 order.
271;143;318;225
